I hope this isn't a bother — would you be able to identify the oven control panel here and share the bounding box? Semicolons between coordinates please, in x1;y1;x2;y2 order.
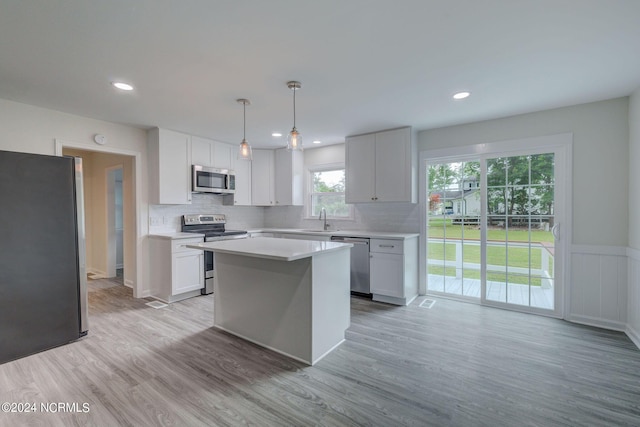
183;214;226;225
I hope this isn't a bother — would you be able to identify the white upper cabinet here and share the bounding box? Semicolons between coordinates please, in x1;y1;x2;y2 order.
250;149;304;206
191;136;233;170
212;141;233;170
274;148;303;206
345;127;416;203
251;149;275;206
224;151;252;206
345;133;376;203
148;127;192;205
191;136;214;167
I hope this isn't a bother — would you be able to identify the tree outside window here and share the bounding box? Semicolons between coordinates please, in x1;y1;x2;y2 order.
310;168;351;218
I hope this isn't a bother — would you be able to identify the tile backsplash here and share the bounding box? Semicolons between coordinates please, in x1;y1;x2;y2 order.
263;202;420;233
149;193;420;234
149;193;265;233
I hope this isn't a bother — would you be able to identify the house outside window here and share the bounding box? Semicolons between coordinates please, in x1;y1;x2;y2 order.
308;167;353;219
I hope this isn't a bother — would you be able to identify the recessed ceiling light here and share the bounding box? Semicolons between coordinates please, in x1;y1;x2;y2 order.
453;91;470;100
272;132;282;137
312;140;322;144
112;82;134;91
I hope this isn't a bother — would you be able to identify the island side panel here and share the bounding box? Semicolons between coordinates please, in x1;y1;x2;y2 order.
213;252;313;364
311;248;351;364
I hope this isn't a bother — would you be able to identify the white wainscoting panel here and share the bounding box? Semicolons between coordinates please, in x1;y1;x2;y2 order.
626;247;640;348
569;245;627;331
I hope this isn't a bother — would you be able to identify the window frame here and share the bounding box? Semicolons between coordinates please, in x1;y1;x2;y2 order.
305;163;354;220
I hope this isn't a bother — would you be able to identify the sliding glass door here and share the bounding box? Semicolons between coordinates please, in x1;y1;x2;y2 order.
427;160;482;299
484;153;556;310
426;144;565;316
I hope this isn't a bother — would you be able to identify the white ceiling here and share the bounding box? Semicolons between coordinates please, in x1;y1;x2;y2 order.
1;0;640;148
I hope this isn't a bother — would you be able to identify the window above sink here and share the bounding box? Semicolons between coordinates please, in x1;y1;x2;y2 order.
307;165;354;220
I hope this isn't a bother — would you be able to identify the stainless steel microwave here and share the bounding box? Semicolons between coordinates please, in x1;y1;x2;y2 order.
192;165;235;194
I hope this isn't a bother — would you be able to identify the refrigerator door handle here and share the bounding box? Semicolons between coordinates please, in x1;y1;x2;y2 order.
74;157;89;334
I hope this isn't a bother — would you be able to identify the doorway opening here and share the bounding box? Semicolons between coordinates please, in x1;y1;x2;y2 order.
107;166;124;284
60;145;138;296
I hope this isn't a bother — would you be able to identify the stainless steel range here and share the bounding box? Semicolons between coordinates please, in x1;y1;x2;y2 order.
181;214;248;294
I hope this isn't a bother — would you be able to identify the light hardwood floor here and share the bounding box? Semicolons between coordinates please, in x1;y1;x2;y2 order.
1;278;640;426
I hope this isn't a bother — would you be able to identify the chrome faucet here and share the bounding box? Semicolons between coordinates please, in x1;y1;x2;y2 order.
319;207;330;231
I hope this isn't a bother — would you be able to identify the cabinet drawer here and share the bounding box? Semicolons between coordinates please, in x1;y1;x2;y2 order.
171;238;204;253
370;239;403;254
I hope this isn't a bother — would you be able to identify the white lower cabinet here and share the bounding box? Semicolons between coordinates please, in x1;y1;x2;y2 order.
370;252;404;298
370;237;418;305
149;235;204;303
244;230;418;306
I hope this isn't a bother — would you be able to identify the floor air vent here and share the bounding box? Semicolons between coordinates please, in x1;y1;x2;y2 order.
419;298;436;309
146;300;168;309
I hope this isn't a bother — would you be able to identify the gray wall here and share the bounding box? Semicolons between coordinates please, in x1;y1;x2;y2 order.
418;96;636;337
418;97;629;247
627;89;640;345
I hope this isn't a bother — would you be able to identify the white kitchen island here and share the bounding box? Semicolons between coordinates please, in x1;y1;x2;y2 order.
186;237;352;365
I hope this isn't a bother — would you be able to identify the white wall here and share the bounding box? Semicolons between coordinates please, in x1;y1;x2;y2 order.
419;97;631;333
264;144;421;232
627;88;640;347
0;98;149;296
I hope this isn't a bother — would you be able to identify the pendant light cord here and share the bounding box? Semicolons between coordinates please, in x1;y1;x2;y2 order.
243;101;246;139
293;87;296;128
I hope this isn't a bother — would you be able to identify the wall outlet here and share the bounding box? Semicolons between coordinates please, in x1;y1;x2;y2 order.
150;216;162;226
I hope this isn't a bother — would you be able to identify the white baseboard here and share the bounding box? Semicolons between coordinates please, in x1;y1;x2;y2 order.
567;314;627;332
627;325;640;349
124;279;134;289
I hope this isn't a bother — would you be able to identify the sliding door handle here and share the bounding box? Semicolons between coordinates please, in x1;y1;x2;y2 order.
551;223;560;241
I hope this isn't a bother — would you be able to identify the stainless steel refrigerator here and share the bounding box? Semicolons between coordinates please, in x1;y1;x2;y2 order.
0;150;88;364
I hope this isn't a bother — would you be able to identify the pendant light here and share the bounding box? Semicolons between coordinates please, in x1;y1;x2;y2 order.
237;98;252;161
286;81;303;151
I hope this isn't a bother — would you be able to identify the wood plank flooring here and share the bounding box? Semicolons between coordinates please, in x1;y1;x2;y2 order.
1;278;640;426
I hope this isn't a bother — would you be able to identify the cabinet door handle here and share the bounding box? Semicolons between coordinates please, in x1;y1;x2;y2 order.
379;245;395;248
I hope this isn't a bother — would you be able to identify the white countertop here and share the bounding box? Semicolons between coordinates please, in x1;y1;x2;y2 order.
186;237;353;261
247;228;419;240
149;232;205;240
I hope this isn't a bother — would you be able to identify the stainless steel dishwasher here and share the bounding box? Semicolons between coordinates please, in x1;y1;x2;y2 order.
330;236;370;295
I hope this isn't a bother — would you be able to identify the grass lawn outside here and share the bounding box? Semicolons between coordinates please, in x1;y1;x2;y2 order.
427;218;554;243
427;218;554;286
